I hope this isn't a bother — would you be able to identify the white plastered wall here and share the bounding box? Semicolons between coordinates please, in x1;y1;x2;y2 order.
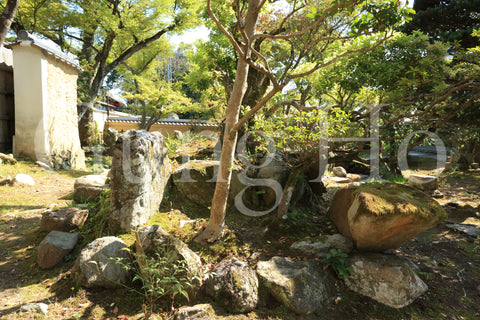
12;43;49;161
11;41;85;169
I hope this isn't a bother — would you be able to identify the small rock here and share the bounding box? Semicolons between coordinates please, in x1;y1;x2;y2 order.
346;173;361;182
11;174;35;186
205;257;258;313
172;160;244;211
290;234;353;258
175;304;214;320
432;190;444;198
471;163;479;169
40;207;89;232
103;127;119;156
36;161;52;170
407;174;437;191
37;231;79;269
20;303;48;315
463;217;480;227
330;176;351;183
0;176;12;186
348;181;362;188
73;174;107;203
445;224;480;237
99;168;110;176
0;152;17;164
332;166;347;177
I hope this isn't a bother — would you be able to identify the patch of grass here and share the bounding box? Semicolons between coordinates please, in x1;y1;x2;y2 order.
385;173;407;184
190;228;241;263
165;132;216;160
0;160;87;214
79;189;112;242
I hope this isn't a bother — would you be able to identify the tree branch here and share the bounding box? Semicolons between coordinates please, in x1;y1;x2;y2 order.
230;85;284;135
207;0;245;57
253;0;359;41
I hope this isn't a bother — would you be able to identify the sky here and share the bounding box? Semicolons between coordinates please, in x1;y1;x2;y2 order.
170;25;210;47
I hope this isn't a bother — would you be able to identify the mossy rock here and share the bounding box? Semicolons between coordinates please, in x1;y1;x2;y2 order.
328;183;447;251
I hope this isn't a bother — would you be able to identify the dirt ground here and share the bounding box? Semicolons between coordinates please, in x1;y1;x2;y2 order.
0;161;479;320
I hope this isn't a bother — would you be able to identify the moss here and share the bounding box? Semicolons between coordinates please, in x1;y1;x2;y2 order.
79;189;112;241
354;183;447;220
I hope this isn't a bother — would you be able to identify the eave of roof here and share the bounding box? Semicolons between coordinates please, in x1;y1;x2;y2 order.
8;30;81;70
106;117;219;127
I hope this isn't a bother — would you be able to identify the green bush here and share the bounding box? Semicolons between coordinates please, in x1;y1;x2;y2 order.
322;248;354;279
115;236;200;319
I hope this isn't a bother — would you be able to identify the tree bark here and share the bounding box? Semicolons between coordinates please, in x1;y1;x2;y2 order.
194;0;261;244
88;24;177;102
0;0;20;46
276;165;303;220
193;52;250;244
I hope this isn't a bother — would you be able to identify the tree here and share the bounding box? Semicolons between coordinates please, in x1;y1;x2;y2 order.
13;0;201;145
403;0;480;48
13;0;201;102
194;0;412;244
120;44;206;130
309;31;449;151
0;0;20;45
310;29;480;171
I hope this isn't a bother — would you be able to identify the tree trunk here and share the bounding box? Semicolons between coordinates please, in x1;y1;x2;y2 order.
193;55;250;244
0;0;19;45
276;166;303;220
194;0;261;244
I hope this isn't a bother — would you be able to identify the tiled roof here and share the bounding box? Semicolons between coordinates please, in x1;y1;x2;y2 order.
106;117;219;127
10;30;81;69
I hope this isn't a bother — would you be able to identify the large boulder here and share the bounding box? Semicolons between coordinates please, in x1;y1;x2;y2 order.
37;231;79;269
172;157;299;214
135;225;203;289
328;183;447;251
256;256;336;315
205;257;258;313
109;130;171;233
71;237;131;288
172;160;242;210
73;174;108;203
40;207;88;232
345;253;428;308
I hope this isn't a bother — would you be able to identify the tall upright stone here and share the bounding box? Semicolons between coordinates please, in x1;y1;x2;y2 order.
109;130;171;233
